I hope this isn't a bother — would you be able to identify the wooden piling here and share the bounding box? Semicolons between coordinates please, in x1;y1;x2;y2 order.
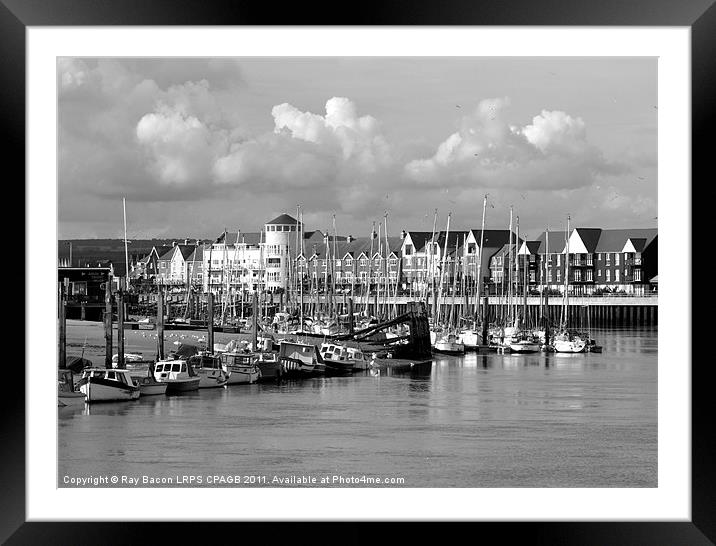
481;296;488;344
348;298;354;335
117;279;125;369
207;292;215;352
252;292;258;352
104;273;113;369
156;289;165;361
59;280;67;369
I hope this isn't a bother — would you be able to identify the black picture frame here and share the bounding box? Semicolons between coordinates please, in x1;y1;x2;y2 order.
7;1;711;543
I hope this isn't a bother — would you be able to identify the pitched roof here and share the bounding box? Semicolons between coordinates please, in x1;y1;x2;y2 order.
522;241;542;255
469;229;516;250
215;232;262;246
176;245;197;260
572;228;602;253
403;231;435;252
266;213;299;226
535;231;569;254
594;228;657;253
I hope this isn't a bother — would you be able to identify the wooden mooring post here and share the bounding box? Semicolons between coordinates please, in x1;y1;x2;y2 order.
156;289;165;361
59;279;68;369
117;279;125;369
207;292;215;352
104;273;113;369
252;292;258;352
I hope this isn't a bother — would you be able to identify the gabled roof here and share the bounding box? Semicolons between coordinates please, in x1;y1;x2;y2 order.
595;229;657;253
623;237;647;253
491;243;520;262
157;247;175;261
535;231;569;254
403;231;435;252
176;245;197;261
469;229;516;250
572;228;602;253
520;241;542;255
186;246;204;262
266;213;300;226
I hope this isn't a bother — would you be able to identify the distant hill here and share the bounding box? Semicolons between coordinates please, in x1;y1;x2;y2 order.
58;238;209;269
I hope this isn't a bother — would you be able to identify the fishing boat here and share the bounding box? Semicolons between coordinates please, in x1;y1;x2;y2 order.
220;351;260;385
278;340;324;377
131;372;168;396
153;359;201;393
433;332;465;355
58;369;85;407
320;342;371;371
188;353;229;388
255;352;282;382
77;368;140;403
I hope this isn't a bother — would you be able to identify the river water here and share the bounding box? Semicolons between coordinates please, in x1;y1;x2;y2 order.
58;322;657;488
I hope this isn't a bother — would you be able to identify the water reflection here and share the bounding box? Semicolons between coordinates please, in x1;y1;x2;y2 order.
59;329;658;488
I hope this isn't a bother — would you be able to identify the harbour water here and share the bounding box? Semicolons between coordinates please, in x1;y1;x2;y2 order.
58;322;657;488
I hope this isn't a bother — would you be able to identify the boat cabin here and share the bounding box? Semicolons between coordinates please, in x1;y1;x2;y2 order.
188;354;222;370
81;368;137;386
220;352;257;369
279;341;318;365
154;359;194;380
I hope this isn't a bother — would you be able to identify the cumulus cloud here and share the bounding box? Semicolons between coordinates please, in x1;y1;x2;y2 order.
405;97;627;189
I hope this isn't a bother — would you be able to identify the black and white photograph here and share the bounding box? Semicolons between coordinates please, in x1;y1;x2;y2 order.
55;54;660;490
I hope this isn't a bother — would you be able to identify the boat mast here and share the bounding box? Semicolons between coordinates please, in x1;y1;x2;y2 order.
563;214;571;330
476;194;487;323
332;213;338;318
438;212;451;326
299;209;304;331
429;209;438;321
507;206;513;326
122;197;130;281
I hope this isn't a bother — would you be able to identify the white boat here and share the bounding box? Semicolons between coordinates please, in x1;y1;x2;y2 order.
58;369;85;407
319;342;369;372
220;352;260;385
153;359;201;392
552;331;587;353
77;368;140;403
458;329;483;350
508;333;541;353
278;340;324;377
433;333;465;355
112;352;145;366
188;353;229;388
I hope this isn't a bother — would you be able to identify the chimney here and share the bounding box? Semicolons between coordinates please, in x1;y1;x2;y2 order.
184;238;189;245
347;235;354;243
172;241;176;247
196;239;200;246
400;230;406;240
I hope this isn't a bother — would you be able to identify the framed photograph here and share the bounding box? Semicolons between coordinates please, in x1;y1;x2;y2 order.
9;0;711;543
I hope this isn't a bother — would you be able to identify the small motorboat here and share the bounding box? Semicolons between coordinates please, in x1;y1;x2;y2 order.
433;333;465;355
58;369;85;407
277;340;323;378
552;330;587;353
458;329;483;350
319;342;369;372
153;359;201;393
220;351;260;385
77;368;140;403
132;374;168;396
188;353;229;388
112;352;145;366
255;352;282;382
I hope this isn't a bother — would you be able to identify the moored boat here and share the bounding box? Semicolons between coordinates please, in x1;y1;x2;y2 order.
188;353;229;388
58;369;85;407
77;368;140;403
433;333;465;355
132;373;168;396
255;352;282;382
220;351;260;385
552;330;587;353
153;359;201;393
278;340;323;378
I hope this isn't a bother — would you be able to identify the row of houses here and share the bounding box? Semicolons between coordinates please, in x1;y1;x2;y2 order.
132;214;657;296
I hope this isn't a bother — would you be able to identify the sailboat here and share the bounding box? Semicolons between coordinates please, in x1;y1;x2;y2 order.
508;215;540;354
552;214;587;353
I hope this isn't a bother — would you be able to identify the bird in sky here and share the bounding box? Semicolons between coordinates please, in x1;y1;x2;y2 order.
456;104;461;108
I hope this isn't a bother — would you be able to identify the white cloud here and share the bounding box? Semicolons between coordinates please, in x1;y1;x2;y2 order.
405;97;626;190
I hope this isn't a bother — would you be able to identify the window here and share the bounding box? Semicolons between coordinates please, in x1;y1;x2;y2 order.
557;254;561;266
597;269;601;277
547;271;552;283
172;363;181;372
405;245;413;256
529;271;536;282
615;270;620;282
586;269;593;282
615;254;620;266
573;270;581;282
556;270;561;282
606;270;611;282
634;269;642;281
605;253;611;265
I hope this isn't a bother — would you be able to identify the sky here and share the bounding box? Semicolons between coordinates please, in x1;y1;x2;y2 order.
58;57;657;242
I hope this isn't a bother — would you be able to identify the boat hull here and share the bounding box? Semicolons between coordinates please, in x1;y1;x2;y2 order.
553;340;587;353
78;378;140;403
509;343;541;353
139;383;168;396
162;378;201;393
226;368;260;385
58;392;85;407
433;342;465;355
256;360;281;382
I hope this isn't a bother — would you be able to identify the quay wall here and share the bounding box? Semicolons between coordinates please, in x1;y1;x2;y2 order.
64;293;658;328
